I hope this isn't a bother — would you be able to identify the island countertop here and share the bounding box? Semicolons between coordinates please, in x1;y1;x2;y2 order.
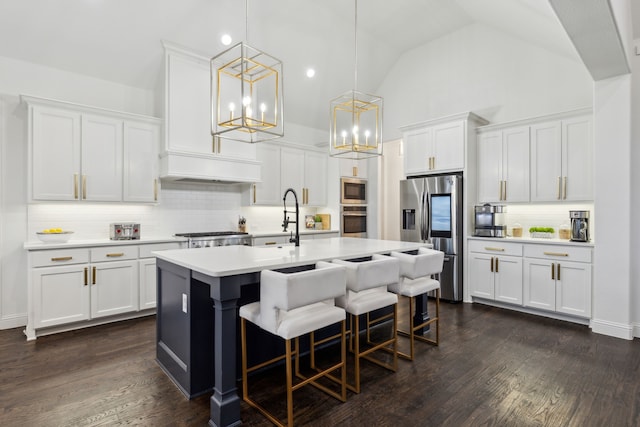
154;237;429;277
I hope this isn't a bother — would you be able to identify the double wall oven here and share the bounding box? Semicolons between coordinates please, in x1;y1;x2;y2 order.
340;177;367;238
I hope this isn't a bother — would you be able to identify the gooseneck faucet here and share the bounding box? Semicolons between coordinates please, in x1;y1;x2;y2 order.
282;188;300;246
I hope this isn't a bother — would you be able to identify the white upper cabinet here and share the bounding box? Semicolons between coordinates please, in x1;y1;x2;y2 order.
248;143;327;207
24;96;161;203
432;121;465;172
477;126;529;203
400;113;488;177
530;114;592;202
123;121;159;203
81;115;123;202
31;106;81;201
251;143;282;206
303;150;328;206
161;42;260;182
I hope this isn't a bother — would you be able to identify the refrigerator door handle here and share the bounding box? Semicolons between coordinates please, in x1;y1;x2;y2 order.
423;190;430;241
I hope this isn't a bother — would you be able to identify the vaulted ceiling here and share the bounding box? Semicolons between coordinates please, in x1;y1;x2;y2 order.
0;0;614;132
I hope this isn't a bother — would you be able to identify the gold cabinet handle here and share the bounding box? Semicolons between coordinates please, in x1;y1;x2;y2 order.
543;251;568;257
212;135;216;153
551;262;555;280
51;256;73;262
84;267;88;286
74;174;79;199
154;178;158;201
92;266;96;285
557;263;561;281
557;176;562;200
484;247;505;252
490;256;494;273
82;175;87;200
305;188;309;204
106;253;125;257
495;257;499;273
217;137;222;153
265;241;277;245
353;166;358;177
503;180;507;201
562;176;567;200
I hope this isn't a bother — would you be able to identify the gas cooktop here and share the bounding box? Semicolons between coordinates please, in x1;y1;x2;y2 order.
174;231;249;238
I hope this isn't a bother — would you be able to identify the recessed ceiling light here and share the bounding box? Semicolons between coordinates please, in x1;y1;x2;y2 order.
306;68;316;78
221;34;232;46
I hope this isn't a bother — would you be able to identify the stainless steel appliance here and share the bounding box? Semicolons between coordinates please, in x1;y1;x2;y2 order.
110;223;140;240
174;231;252;248
474;204;507;237
341;205;367;238
341;177;367;205
570;210;590;242
400;174;462;301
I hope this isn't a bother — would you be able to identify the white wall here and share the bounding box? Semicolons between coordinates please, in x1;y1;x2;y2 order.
377;23;593;141
632;39;640;336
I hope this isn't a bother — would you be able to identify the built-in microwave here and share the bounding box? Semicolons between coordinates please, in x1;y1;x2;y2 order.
340;177;367;205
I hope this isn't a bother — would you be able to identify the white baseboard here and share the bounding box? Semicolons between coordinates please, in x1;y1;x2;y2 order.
590;318;634;340
0;314;27;330
631;322;640;339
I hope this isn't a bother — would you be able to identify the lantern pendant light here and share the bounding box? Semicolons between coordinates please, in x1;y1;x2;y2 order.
329;0;383;159
211;0;284;143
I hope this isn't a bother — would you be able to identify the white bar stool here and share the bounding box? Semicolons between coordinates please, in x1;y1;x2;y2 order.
239;261;348;427
331;254;399;393
389;247;444;361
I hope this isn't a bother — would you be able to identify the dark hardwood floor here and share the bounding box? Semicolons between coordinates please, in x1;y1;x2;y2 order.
2;303;640;426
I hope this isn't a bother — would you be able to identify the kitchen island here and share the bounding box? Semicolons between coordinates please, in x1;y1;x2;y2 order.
153;237;429;427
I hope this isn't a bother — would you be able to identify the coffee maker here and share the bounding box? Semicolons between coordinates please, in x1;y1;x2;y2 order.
570;210;589;242
474;204;507;237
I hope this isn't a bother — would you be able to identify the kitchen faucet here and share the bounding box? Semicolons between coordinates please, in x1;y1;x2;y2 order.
282;188;300;246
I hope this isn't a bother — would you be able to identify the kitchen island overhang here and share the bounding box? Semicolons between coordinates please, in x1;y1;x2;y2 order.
153;238;430;427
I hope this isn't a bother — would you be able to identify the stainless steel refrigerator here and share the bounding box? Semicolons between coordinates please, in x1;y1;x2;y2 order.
400;173;463;302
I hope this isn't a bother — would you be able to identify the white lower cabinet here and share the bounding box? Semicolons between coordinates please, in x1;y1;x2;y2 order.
468;239;592;320
468;241;523;304
523;245;592;318
32;263;90;329
27;241;182;339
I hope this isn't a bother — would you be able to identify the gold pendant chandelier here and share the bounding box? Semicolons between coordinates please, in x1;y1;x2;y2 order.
211;0;284;143
329;0;383;159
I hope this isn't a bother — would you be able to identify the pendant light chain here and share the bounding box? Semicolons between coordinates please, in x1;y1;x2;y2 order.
353;0;358;93
245;0;248;42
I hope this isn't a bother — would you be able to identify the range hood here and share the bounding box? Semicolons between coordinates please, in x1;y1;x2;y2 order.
159;150;261;184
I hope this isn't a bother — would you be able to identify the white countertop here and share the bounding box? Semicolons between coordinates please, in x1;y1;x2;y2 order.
24;236;186;251
154;237;428;277
467;235;595;248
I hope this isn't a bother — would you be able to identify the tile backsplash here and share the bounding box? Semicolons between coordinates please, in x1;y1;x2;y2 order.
28;181;246;239
27;181;334;240
500;203;595;239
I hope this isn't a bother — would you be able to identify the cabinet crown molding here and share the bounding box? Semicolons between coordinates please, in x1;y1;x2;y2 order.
20;94;161;124
399;111;489;132
476;107;592;134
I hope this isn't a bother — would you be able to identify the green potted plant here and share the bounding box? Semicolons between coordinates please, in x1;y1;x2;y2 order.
314;214;323;230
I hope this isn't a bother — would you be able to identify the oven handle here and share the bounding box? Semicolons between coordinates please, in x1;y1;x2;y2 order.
341;212;367;216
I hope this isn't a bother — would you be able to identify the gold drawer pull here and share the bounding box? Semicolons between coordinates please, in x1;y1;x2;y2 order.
84;267;88;286
264;241;277;245
92;266;96;285
543;251;569;257
106;253;125;257
51;256;73;262
484;247;505;252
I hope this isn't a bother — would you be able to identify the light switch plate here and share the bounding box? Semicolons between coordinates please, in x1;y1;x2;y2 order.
182;293;187;313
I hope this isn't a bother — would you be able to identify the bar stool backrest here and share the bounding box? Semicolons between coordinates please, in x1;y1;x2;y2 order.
259;262;346;334
333;256;399;291
391;248;444;280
